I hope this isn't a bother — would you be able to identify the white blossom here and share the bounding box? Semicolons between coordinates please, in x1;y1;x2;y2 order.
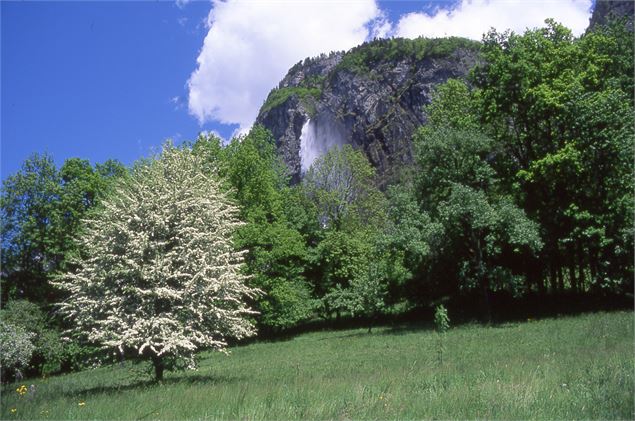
54;144;259;376
0;320;35;377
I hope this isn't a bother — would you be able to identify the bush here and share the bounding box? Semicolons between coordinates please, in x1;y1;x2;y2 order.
0;320;35;382
0;300;63;376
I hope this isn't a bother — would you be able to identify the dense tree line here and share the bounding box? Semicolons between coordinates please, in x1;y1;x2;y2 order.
1;155;126;379
1;19;632;380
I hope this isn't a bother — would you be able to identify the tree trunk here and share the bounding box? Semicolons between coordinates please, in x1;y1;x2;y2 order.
549;260;558;293
577;243;586;293
482;281;492;323
475;235;491;323
568;258;577;293
536;266;546;296
151;354;164;382
589;259;598;287
528;256;545;296
557;264;564;293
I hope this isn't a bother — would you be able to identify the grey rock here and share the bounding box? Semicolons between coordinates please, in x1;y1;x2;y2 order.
255;39;480;185
588;0;634;32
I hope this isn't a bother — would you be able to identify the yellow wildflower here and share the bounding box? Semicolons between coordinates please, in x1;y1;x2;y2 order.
16;385;28;396
78;401;86;407
10;408;17;413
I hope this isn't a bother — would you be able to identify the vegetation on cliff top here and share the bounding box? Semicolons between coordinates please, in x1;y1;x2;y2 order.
260;36;480;115
260;86;321;115
336;36;480;75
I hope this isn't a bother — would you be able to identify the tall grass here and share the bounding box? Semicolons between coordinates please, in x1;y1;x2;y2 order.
1;311;632;420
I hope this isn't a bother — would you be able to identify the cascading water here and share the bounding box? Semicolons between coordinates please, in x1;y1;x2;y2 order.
299;117;346;174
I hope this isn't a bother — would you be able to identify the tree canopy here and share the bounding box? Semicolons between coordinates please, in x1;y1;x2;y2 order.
54;144;259;381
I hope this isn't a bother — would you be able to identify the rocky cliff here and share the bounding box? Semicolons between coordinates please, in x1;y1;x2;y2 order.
255;37;480;183
588;0;634;32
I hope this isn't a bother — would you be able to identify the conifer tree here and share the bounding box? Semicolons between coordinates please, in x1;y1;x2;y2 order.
55;144;258;381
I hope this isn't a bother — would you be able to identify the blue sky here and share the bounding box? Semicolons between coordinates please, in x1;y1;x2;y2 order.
1;0;592;179
2;1;219;178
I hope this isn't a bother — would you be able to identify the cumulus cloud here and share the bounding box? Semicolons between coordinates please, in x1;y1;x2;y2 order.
395;0;592;40
187;0;381;130
198;129;229;144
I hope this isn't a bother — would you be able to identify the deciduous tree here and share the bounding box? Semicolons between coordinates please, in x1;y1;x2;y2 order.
55;144;258;381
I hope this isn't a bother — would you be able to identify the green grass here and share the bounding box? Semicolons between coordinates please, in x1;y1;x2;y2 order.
2;311;633;420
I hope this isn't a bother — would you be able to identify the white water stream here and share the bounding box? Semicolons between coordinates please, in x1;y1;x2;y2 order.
299;117;346;173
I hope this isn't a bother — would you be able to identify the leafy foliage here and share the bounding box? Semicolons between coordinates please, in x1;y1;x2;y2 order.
0;300;63;376
302;146;391;324
203;126;314;331
303;145;386;231
261;86;321;115
0;154;125;306
434;305;450;333
380;184;441;299
473;19;634;293
55;144;259;381
437;185;541;307
1;154;62;305
337;37;480;75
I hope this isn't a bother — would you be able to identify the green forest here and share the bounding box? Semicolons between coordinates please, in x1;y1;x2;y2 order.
1;19;633;389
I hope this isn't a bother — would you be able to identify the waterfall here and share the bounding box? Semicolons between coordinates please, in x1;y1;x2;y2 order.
299;117;346;174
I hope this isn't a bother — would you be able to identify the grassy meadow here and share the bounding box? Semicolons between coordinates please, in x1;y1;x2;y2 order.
1;311;632;420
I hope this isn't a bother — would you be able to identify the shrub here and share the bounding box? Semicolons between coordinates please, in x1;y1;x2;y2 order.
0;300;63;376
0;320;35;382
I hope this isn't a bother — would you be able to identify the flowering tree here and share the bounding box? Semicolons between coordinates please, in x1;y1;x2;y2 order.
55;144;259;381
0;320;35;381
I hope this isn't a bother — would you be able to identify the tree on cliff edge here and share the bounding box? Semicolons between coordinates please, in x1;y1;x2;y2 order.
55;144;259;381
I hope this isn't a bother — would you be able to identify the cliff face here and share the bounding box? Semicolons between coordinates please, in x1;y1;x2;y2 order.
588;0;634;31
255;38;480;183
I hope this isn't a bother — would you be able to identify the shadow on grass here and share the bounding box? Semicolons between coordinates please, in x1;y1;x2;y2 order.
317;331;371;341
380;321;435;336
379;291;634;336
256;291;634;341
61;373;245;399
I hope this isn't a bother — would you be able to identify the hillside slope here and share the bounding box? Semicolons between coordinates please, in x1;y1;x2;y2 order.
1;312;632;420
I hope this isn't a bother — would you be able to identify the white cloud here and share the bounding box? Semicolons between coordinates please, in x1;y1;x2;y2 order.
187;0;381;130
198;129;229;144
368;9;393;39
395;0;592;40
170;95;185;110
175;0;191;9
